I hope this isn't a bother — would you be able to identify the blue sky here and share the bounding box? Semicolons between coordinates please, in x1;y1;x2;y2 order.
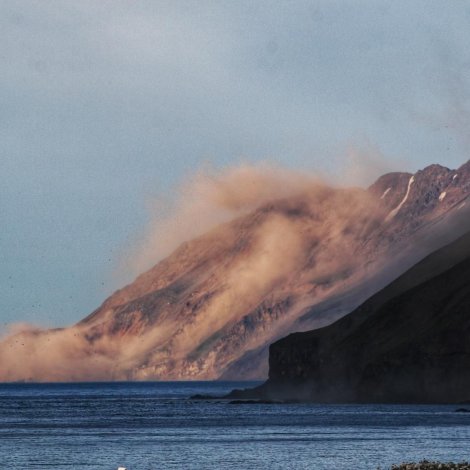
1;0;470;328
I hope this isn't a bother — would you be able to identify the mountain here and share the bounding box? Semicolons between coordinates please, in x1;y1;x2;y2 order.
237;228;470;403
0;161;469;382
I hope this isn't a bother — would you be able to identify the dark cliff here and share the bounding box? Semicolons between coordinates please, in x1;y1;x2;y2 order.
246;229;470;403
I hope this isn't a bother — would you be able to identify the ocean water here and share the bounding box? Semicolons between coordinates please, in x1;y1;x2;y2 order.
1;382;470;470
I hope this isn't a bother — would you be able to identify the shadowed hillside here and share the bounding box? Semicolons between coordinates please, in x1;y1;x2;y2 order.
238;229;470;403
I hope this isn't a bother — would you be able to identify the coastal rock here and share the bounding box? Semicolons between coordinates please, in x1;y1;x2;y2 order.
389;462;470;470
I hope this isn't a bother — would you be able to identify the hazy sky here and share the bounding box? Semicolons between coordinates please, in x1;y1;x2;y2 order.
2;0;470;328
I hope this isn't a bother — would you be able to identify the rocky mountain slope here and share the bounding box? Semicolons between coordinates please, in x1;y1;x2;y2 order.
0;160;469;382
240;228;470;403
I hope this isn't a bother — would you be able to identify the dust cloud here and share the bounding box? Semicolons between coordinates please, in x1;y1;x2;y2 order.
127;163;324;274
0;161;388;382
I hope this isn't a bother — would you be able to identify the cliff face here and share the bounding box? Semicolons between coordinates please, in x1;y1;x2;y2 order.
0;161;469;382
254;230;470;403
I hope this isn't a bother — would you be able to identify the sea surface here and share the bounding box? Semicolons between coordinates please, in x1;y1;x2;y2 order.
1;381;470;470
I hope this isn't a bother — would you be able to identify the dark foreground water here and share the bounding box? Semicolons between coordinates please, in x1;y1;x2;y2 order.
1;382;470;470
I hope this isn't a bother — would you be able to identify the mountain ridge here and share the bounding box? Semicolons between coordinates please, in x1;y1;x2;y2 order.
0;160;468;382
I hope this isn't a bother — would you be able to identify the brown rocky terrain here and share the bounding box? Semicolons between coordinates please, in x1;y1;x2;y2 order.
0;160;468;382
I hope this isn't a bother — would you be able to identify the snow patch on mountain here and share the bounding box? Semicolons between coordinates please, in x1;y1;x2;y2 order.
380;187;391;199
385;175;415;221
